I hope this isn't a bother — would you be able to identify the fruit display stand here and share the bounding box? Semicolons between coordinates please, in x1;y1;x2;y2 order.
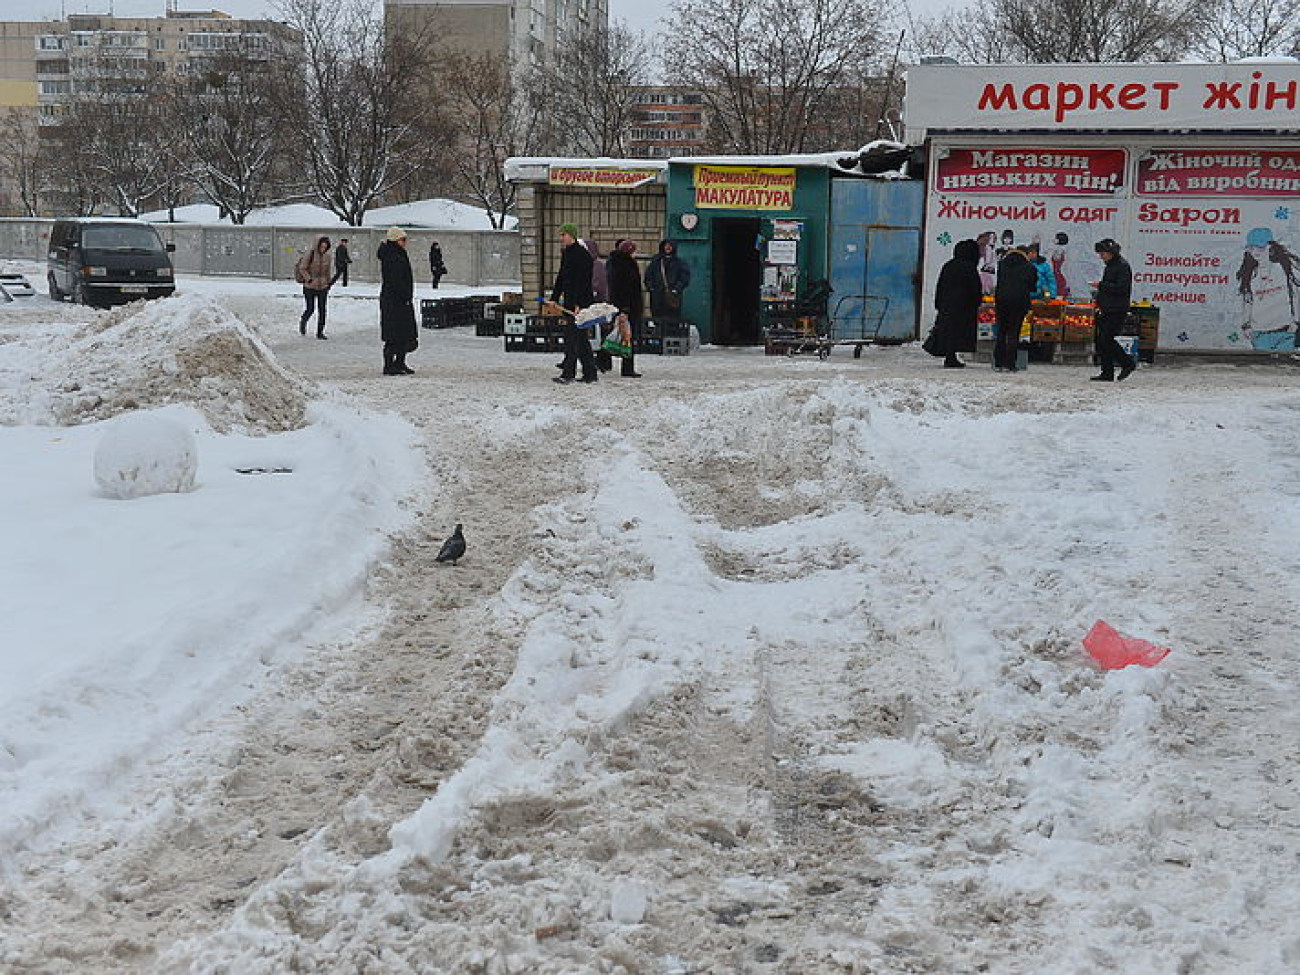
971;300;1159;366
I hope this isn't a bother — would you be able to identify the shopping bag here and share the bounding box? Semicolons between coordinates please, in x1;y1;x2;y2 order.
601;313;633;358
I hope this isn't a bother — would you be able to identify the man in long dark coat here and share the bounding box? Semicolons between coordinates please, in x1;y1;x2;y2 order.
605;238;644;378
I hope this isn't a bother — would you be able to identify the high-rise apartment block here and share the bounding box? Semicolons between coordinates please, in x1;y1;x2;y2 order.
384;0;606;67
0;9;297;126
626;87;707;158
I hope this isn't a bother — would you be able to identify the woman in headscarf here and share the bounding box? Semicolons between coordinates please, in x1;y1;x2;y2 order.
931;238;983;368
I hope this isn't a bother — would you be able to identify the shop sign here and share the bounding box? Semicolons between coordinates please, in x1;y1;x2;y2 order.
1132;203;1300;351
904;63;1300;137
935;148;1126;195
694;166;796;210
548;166;658;188
1136;149;1300;197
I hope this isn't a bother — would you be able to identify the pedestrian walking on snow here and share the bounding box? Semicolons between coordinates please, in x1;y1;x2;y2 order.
1090;238;1136;382
605;238;645;378
333;237;352;287
295;236;334;339
551;222;597;384
429;242;447;290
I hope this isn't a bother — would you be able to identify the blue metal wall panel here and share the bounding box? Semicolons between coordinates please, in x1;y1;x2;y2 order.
829;180;924;342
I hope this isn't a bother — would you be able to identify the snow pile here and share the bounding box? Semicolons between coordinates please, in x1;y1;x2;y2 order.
93;412;198;499
5;295;310;432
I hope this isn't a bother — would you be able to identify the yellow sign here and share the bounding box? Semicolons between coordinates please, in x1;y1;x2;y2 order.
548;167;659;189
694;166;796;210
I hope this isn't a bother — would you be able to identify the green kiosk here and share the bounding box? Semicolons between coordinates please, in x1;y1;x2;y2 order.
663;153;924;348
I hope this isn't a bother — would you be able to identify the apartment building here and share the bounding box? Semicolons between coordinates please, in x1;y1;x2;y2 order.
384;0;606;68
625;86;707;158
0;9;297;126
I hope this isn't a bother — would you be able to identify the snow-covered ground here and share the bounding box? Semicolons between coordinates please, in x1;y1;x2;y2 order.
1;263;1299;974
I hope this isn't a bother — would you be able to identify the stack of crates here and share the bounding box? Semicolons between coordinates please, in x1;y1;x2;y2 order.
473;297;502;336
504;313;564;352
502;310;530;351
636;319;663;356
661;319;691;356
420;298;446;329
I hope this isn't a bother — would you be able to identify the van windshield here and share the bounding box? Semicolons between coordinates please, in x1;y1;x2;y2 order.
82;225;163;252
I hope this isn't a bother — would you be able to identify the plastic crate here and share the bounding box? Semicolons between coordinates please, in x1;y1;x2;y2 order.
504;312;528;335
663;336;689;356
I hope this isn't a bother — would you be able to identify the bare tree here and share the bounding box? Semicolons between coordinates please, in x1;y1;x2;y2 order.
0;109;47;217
906;9;1021;64
536;23;652;156
55;83;179;217
913;0;1202;63
663;0;891;154
438;55;553;228
172;46;287;224
273;0;444;226
1189;0;1300;60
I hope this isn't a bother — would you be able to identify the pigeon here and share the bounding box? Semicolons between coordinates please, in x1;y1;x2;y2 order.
435;524;466;565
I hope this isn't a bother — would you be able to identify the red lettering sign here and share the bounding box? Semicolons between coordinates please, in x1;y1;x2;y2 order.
935;148;1127;196
1136;149;1300;197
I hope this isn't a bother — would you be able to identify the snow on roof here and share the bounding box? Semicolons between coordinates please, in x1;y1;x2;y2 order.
141;203;347;226
142;199;516;231
366;199;517;231
668;142;914;178
506;146;915;181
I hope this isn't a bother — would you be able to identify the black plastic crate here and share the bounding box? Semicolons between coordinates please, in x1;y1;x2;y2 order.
476;320;503;337
634;336;663;355
663;336;689;356
527;314;565;335
504;333;561;353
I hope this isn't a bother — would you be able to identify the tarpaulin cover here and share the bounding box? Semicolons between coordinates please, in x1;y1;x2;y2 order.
1083;620;1171;671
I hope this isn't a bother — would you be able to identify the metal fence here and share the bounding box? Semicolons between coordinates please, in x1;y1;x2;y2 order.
0;219;520;288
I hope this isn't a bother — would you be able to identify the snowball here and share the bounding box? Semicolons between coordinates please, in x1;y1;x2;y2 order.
609;879;648;924
94;413;198;500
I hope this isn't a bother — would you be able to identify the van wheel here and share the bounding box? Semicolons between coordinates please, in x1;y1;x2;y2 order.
71;280;87;306
48;273;63;301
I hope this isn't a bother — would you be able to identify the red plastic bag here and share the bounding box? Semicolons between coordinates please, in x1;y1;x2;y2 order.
1083;620;1171;670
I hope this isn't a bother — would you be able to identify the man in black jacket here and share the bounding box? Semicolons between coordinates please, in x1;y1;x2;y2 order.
333;238;351;287
1091;239;1136;382
551;223;597;384
993;247;1036;372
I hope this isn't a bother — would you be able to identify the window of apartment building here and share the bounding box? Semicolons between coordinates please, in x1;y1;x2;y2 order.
38;80;72;95
154;37;165;50
37;35;65;51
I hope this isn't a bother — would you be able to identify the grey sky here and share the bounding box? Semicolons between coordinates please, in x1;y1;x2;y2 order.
20;0;955;36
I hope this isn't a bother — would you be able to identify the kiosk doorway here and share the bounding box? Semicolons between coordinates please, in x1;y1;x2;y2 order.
710;217;762;345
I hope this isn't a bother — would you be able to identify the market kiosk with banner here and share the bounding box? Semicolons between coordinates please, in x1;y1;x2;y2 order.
905;61;1300;355
663;153;923;347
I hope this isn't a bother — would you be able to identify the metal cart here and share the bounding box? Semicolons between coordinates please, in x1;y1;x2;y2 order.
766;292;890;359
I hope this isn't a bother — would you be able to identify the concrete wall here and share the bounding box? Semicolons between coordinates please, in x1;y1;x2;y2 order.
0;219;520;288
